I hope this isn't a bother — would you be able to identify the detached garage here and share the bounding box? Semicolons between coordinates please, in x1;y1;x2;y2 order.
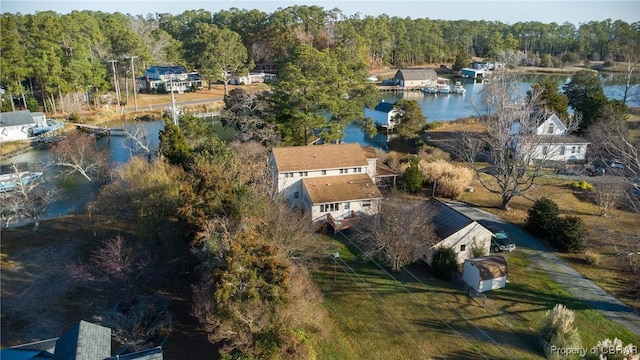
462;255;508;293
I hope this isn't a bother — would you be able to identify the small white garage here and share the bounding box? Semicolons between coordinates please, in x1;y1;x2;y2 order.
462;255;508;293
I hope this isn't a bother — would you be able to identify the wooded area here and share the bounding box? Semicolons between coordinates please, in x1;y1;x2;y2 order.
1;6;639;114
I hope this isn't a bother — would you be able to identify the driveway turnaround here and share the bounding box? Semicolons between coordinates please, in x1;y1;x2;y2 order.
442;200;640;337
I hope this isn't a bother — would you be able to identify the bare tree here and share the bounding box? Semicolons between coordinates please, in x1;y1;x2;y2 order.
123;123;152;157
588;103;640;212
592;180;625;217
49;133;109;182
457;76;579;210
1;164;58;230
357;198;438;272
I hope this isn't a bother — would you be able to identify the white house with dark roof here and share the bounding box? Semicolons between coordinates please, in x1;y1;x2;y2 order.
511;113;590;162
364;101;399;130
424;198;492;265
0;110;47;142
394;69;437;88
140;66;202;93
269;143;393;229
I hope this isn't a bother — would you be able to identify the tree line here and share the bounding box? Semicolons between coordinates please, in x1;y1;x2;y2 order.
2;7;639;113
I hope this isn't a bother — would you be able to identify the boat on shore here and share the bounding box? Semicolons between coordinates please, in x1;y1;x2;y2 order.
30;119;64;136
0;171;43;192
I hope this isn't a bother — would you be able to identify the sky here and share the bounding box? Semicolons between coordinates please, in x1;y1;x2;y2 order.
0;0;638;25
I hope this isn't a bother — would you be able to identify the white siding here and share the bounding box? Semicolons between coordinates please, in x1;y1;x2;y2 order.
425;222;492;264
307;198;381;223
462;261;506;292
532;143;588;161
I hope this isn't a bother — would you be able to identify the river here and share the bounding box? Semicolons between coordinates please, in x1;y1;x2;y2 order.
1;73;637;221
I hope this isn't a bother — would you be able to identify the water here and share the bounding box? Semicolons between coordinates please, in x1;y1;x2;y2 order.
1;118;234;222
343;73;639;146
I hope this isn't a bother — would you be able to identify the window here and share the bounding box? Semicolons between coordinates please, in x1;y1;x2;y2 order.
542;146;549;155
322;170;327;175
571;146;576;154
460;244;466;252
293;191;299;199
322;203;340;212
362;200;372;207
284;172;293;178
353;167;362;173
560;146;565;155
547;123;555;134
344;202;350;210
577;146;582;153
299;171;308;177
340;168;348;174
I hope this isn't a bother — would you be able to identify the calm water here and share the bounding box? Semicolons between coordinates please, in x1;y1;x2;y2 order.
2;73;637;221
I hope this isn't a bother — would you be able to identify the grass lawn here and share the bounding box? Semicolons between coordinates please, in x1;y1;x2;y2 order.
313;233;637;360
458;173;640;314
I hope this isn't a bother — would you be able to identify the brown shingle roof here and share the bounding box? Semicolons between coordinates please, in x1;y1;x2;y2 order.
302;174;382;204
271;144;369;172
466;255;508;280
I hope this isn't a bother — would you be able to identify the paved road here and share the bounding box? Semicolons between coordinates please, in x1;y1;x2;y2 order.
442;200;640;338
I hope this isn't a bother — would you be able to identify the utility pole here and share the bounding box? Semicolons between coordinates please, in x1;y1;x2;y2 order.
108;60;121;108
170;77;178;126
129;56;138;112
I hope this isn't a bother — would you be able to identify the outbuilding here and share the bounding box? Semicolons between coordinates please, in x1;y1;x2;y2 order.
462;255;508;293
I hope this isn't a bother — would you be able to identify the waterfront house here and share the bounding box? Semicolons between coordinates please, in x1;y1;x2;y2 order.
0;110;47;142
394;69;437;88
269;143;393;230
511;113;590;163
140;66;202;93
364;100;399;131
229;71;276;85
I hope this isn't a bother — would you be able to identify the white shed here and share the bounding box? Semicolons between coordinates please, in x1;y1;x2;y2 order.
462;255;508;293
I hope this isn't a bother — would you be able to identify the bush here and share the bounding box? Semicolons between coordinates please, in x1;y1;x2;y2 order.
583;250;601;265
526;197;560;238
431;246;458;280
552;216;586;252
591;338;638;360
399;162;423;193
469;238;488;258
418;159;473;200
541;304;581;359
571;180;594;191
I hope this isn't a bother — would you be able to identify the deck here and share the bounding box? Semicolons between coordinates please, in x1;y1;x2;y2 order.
327;211;362;232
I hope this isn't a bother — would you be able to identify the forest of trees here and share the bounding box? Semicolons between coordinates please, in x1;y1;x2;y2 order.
1;6;639;114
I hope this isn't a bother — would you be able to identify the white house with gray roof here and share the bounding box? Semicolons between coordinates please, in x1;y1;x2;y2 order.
0;110;47;142
424;198;492;265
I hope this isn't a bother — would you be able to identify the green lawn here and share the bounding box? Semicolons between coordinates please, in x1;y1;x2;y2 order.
313;233;637;360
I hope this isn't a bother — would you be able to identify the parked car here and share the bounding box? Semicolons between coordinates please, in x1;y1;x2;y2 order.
486;225;516;253
585;167;605;176
608;160;625;169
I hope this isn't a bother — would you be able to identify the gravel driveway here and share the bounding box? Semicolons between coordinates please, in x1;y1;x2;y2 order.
442;200;640;338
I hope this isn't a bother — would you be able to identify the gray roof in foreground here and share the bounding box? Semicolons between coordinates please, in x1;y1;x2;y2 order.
427;198;475;240
0;110;36;127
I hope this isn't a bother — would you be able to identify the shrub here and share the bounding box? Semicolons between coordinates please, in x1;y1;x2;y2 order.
418;159;474;200
541;304;581;359
583;249;601;265
431;246;459;280
571;180;594;191
399;162;423;193
469;238;488;258
591;338;637;360
552;216;586;252
416;145;450;162
526;197;560;238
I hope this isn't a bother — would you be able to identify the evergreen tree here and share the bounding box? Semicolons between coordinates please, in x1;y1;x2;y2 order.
526;197;560;238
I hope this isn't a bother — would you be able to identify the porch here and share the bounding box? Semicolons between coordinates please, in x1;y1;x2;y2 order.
327;211;362;232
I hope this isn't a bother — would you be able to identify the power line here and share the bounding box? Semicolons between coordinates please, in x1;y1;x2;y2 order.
336;229;516;359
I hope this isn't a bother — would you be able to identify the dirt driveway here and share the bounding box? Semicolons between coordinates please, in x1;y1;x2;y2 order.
442;200;640;337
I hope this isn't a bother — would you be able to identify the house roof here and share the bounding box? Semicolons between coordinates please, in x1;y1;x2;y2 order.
395;69;437;81
271;144;369;172
466;255;508;280
148;66;188;75
302;174;382;204
0;349;54;360
373;101;395;113
53;320;111;360
0;110;37;127
427;198;475;240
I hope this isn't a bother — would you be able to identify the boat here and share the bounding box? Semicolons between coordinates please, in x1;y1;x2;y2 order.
452;82;466;94
31;119;64;136
437;83;450;94
0;171;43;192
420;86;437;94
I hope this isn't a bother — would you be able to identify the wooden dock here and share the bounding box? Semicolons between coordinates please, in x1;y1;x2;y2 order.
71;123;127;137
